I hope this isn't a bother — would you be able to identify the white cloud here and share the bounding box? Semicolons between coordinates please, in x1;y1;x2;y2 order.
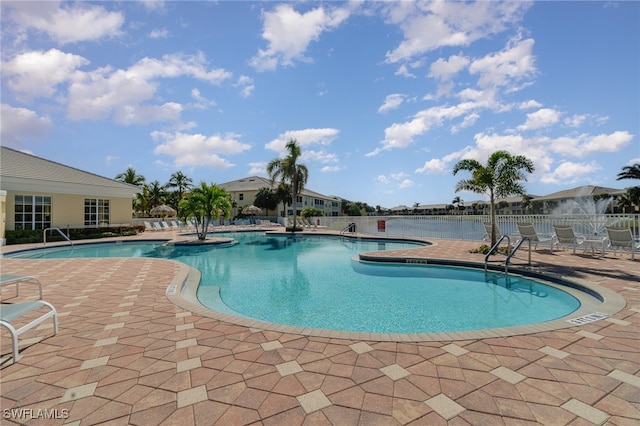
151;131;251;170
149;28;169;39
518;100;542;110
517;108;561;131
248;161;267;175
398;179;414;189
540;161;601;184
367;102;477;156
429;54;470;81
384;1;531;63
321;165;342;172
2;49;89;99
378;94;405;113
469;37;537;90
0;104;52;146
190;88;217;110
4;1;124;44
250;4;350;71
265;128;340;155
66;52;231;124
235;75;255;98
582;131;634;154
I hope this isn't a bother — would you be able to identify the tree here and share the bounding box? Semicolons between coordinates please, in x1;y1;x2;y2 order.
178;182;232;241
146;180;168;209
166;171;193;206
115;167;145;187
452;150;535;246
254;187;279;214
616;163;640;181
267;139;309;232
452;196;464;214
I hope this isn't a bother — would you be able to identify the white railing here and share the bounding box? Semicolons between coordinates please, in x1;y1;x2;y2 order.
316;214;640;241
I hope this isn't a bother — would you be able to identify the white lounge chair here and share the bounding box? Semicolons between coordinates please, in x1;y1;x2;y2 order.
144;221;155;232
1;274;43;299
1;301;58;361
482;222;503;243
552;225;584;254
516;223;556;252
605;226;638;260
152;222;163;231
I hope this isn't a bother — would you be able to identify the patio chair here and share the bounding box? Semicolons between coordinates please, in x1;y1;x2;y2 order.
152;222;163;231
552;225;584;254
516;223;556;252
605;226;638;260
482;222;502;243
1;274;43;299
1;301;58;362
144;221;155;232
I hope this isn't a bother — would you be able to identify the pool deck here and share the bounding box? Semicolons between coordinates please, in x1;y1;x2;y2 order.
1;229;639;425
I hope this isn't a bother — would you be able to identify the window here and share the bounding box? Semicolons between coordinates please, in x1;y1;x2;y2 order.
85;199;110;226
239;193;244;201
14;195;51;230
314;199;325;207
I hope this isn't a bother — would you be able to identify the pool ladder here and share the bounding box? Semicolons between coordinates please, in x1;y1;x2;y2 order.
484;235;532;274
43;227;74;246
339;223;357;237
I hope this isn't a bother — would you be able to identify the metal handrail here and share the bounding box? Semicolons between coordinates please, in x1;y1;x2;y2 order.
43;228;73;246
484;235;510;272
339;223;356;237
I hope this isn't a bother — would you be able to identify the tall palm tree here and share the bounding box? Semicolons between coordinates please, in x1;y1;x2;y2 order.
616;163;640;181
254;187;279;214
452;150;535;246
115;167;145;187
179;182;232;240
166;171;193;203
267;139;309;232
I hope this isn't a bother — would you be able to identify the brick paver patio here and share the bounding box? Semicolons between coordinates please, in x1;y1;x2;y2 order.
1;230;638;425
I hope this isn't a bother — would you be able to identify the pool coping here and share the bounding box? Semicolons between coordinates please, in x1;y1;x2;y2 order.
165;236;627;342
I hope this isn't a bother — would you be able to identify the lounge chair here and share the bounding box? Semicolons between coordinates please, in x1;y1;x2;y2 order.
144;221;155;232
1;274;43;299
482;222;502;244
1;301;58;361
516;223;556;252
605;226;638;260
152;222;163;231
552;225;583;254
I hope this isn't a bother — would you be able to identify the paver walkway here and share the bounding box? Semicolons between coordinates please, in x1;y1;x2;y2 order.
1;231;638;425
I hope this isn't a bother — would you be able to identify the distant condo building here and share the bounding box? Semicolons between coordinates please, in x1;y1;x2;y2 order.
219;176;342;218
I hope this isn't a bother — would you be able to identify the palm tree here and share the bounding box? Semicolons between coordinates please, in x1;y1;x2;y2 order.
166;171;193;204
451;196;464;214
616;163;640;181
146;180;168;209
267;139;309;232
179;182;232;241
452;150;535;246
115;167;145;187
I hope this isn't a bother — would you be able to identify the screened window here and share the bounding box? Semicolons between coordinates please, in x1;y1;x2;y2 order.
14;195;51;230
84;199;110;226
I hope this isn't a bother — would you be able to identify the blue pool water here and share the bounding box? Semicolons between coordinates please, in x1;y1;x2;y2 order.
7;233;581;333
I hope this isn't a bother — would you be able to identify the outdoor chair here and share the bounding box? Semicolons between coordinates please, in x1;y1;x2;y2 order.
1;301;58;362
482;222;503;244
516;223;556;252
552;225;584;254
1;274;43;299
605;226;638;260
144;221;155;232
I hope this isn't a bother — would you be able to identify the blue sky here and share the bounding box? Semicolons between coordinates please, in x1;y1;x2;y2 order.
2;1;638;209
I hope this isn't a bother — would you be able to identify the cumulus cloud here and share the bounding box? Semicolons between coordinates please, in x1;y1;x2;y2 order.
540;161;601;184
384;1;531;63
4;1;124;44
378;94;405;113
517;108;561;131
265;128;340;155
250;4;350;71
151;131;251;170
469;37;537;90
2;49;89;99
0;104;52;146
429;54;470;81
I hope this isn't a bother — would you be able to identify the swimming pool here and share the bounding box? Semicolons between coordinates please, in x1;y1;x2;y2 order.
6;232;598;335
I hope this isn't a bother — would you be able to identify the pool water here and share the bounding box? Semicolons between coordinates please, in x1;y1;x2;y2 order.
7;233;581;333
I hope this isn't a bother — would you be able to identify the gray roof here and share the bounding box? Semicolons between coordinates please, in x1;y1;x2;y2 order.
532;185;624;201
0;146;140;197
